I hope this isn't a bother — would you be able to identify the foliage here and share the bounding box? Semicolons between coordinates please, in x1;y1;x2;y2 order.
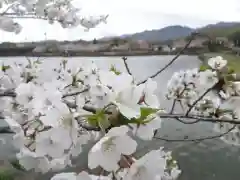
0;170;14;180
9;159;25;172
228;31;240;47
199;25;240;37
93;38;98;44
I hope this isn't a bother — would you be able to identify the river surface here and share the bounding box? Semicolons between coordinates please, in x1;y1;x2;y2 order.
0;55;240;180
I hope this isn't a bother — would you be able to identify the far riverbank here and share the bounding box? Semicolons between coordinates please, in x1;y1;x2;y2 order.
0;50;200;57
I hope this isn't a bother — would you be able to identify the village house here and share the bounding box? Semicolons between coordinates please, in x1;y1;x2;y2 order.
58;43;110;52
172;39;186;49
152;45;161;51
32;40;61;53
129;40;151;50
215;37;228;45
188;37;209;48
111;43;130;51
161;45;171;52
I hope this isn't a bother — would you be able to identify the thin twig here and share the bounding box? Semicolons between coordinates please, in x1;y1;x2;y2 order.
159;113;240;125
0;91;16;97
154;125;236;142
185;85;215;116
122;57;132;75
62;88;89;98
137;32;198;85
1;113;240;134
170;99;177;114
0;3;19;15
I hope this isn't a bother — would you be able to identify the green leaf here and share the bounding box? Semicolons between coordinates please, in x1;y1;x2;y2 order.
129;107;159;124
86;110;110;129
216;108;233;115
223;74;235;84
227;67;235;74
1;65;10;72
199;64;209;72
9;159;25;172
140;107;159;120
110;65;121;75
98;114;111;130
86;114;99;127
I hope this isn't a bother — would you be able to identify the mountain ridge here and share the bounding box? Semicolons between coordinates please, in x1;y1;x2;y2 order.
100;22;240;42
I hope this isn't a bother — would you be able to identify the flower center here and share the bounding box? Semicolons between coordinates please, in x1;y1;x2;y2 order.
102;136;116;152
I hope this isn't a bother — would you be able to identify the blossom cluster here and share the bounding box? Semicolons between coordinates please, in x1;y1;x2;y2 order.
166;56;240;147
166;56;239;116
0;0;108;33
0;58;180;179
0;51;240;180
0;52;239;180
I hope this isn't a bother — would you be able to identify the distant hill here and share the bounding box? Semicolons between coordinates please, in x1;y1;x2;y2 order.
100;22;240;42
197;22;240;37
119;25;194;42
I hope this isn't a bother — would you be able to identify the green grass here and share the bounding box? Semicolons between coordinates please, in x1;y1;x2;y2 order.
0;170;14;180
200;52;240;72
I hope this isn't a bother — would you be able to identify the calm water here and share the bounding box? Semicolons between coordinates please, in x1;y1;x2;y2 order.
0;55;239;180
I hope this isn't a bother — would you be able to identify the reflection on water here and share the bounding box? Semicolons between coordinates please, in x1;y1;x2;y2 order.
0;55;240;180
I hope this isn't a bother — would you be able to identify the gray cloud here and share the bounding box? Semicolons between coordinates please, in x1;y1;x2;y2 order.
0;0;239;42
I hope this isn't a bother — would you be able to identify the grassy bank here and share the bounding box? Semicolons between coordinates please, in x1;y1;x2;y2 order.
198;52;240;72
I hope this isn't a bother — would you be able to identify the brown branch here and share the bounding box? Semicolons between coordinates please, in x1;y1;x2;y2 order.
154;125;236;142
62;88;89;98
79;124;100;131
122;57;132;75
170;99;177;114
185;85;215;116
0;91;16;97
159;113;240;125
1;112;240;134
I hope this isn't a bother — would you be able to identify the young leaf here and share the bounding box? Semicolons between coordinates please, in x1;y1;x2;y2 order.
110;65;121;75
86;110;110;129
227;67;235;74
86;114;99;127
1;63;10;72
9;159;26;172
129;107;159;124
140;107;159;120
199;64;209;72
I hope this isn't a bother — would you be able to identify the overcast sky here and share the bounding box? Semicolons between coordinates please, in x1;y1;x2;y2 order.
1;0;240;42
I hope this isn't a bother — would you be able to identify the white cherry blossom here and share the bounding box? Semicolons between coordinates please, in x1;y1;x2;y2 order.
88;125;137;171
35;127;72;158
50;172;77;180
208;56;227;70
0;52;237;180
139;78;160;108
17;147;50;173
122;149;168;180
114;85;143;119
131;113;162;141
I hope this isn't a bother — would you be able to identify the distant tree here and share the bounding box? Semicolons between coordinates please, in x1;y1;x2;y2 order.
112;38;120;46
205;40;224;52
228;31;240;47
93;38;98;44
185;36;192;41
